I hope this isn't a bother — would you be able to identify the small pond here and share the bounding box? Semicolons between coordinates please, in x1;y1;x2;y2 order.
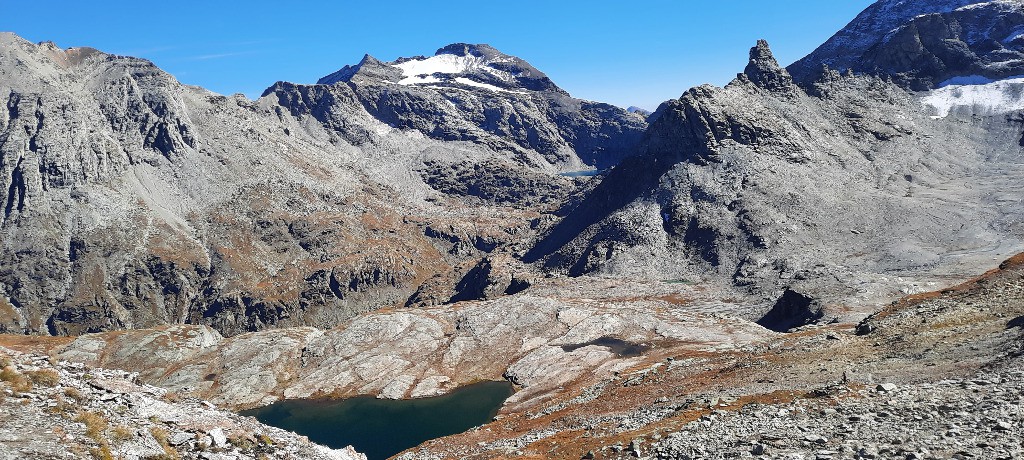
561;336;651;357
241;381;514;460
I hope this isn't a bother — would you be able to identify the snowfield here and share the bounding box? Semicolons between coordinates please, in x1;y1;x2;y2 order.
394;54;516;85
921;75;1024;117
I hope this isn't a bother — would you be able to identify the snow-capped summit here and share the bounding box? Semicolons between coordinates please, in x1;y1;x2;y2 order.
269;42;647;171
317;43;562;93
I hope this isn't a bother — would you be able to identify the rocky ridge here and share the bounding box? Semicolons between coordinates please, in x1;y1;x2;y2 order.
788;0;983;84
0;32;631;337
303;43;647;170
0;345;365;460
525;36;1024;316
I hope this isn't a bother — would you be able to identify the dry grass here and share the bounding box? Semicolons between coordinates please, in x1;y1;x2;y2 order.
88;444;114;460
149;426;181;460
256;433;274;446
76;410;109;441
0;335;73;355
228;433;255;451
112;425;133;442
75;410;114;460
0;366;32;393
26;368;60;387
64;387;87;402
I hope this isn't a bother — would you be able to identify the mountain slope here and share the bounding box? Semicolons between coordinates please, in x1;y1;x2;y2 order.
0;33;570;336
527;38;1024;315
790;0;1024;89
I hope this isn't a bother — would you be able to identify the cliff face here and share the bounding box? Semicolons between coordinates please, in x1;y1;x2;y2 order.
0;34;564;336
789;0;980;82
526;38;1024;311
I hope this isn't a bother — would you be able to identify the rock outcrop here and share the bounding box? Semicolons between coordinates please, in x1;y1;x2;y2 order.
742;39;795;93
49;276;771;410
0;345;366;459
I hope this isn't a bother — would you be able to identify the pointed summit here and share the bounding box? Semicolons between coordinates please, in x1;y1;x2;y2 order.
743;40;794;91
317;54;402;85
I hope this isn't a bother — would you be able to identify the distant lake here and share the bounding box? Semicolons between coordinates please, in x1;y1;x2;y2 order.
559;169;604;178
241;381;514;460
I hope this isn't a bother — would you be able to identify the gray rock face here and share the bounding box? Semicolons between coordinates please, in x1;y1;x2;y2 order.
0;33;553;336
417;159;572;207
791;0;1024;89
789;0;982;82
865;0;1024;89
297;43;648;170
527;39;1024;313
742;39;795;92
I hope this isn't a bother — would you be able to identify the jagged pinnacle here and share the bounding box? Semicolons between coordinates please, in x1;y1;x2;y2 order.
743;39;794;91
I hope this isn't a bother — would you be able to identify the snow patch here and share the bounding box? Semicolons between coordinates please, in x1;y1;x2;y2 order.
397;74;442;85
937;75;997;86
922;75;1024;117
394;54;484;77
392;53;517;87
453;77;522;93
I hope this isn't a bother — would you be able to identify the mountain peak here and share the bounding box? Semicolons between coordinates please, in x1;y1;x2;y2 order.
435;43;495;57
788;0;985;83
316;43;562;93
742;39;794;91
316;54;401;85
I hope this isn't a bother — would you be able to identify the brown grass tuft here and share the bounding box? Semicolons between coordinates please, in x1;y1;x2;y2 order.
112;425;133;442
26;368;60;387
149;426;181;460
76;410;109;441
88;444;114;460
64;387;87;402
228;433;255;451
0;366;32;394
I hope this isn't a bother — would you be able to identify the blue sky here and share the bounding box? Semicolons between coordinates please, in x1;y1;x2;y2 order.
1;1;875;110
